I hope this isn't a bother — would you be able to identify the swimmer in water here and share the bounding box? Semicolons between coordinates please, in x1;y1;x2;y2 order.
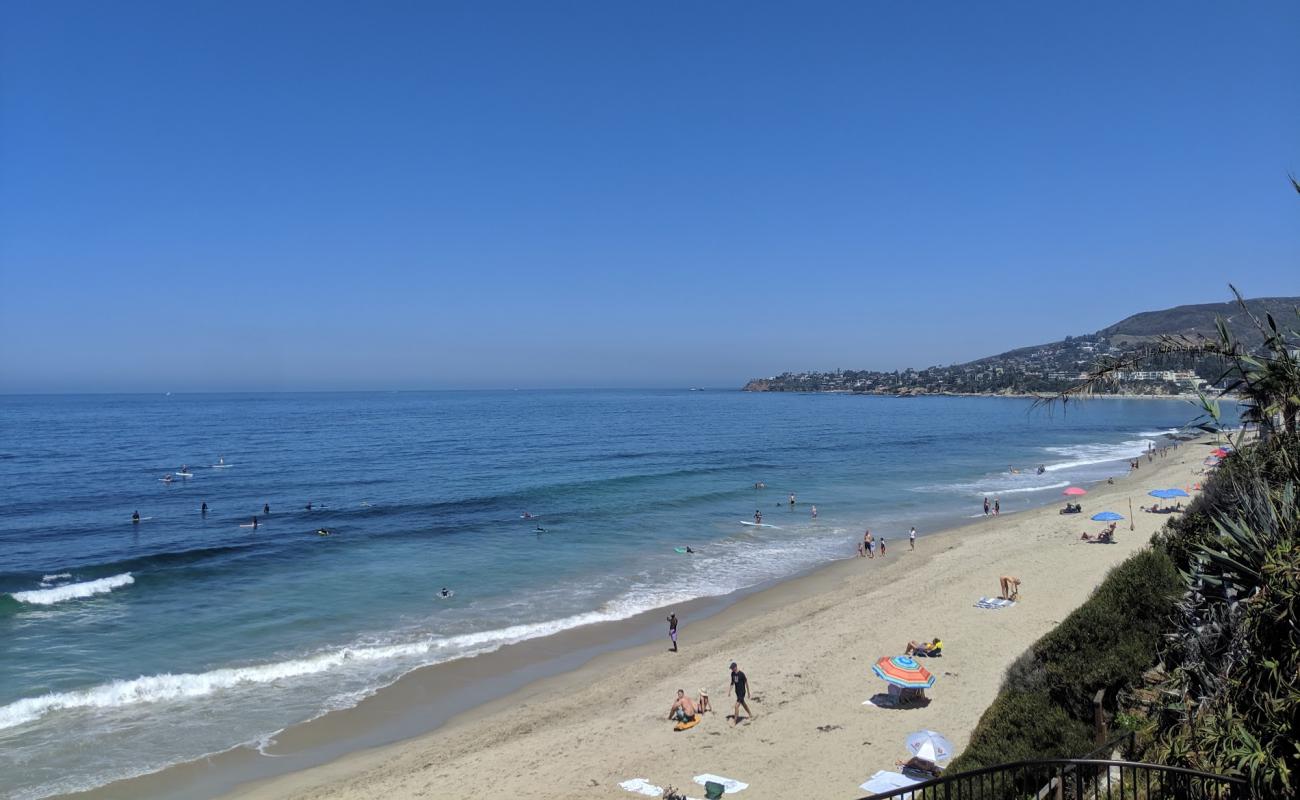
789;493;796;506
162;474;173;484
316;528;330;536
811;504;818;519
132;510;140;524
201;501;208;514
535;525;547;533
685;546;695;554
305;501;313;511
754;509;762;524
439;587;452;598
263;503;270;515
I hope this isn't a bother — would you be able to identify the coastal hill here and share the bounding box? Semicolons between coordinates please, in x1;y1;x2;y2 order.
743;296;1299;396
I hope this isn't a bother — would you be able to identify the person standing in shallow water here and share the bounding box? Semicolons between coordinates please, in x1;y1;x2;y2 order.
667;613;678;652
983;497;990;516
994;498;1000;516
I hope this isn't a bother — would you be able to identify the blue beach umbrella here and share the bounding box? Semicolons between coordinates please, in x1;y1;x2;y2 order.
1091;511;1124;521
1149;488;1189;499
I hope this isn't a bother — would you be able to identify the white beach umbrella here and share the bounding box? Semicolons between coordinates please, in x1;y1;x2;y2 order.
906;730;955;765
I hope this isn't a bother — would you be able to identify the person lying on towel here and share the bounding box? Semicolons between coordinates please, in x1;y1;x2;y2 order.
668;689;698;723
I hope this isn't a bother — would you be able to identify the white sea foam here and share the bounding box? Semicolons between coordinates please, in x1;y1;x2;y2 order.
10;573;134;606
912;478;1069;497
1136;428;1181;438
1041;439;1154;471
0;600;703;731
40;573;72;583
0;529;847;734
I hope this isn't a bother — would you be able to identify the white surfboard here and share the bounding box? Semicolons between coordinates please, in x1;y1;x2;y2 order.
739;520;780;529
175;472;194;478
132;516;154;522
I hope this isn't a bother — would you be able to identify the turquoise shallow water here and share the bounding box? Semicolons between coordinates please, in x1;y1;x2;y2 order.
0;391;1214;798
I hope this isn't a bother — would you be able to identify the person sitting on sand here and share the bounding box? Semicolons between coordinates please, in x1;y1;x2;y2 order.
697;688;711;714
667;689;697;723
905;637;942;656
999;576;1020;600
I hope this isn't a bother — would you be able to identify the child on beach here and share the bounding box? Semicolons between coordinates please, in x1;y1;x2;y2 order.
879;537;887;556
909;526;916;550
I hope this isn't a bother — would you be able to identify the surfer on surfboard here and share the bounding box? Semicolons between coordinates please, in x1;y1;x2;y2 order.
132;511;140;524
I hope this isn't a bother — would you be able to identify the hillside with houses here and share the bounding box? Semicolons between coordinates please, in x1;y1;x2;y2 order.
744;296;1298;396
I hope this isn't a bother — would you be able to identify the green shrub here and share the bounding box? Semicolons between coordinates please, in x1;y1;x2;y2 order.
949;689;1093;773
1035;548;1183;720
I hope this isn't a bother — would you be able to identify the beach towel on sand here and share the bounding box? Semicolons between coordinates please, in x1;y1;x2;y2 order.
694;774;748;793
975;597;1016;609
619;778;662;796
860;770;921;797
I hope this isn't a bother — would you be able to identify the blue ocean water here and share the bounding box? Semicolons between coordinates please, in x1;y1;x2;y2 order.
0;391;1212;798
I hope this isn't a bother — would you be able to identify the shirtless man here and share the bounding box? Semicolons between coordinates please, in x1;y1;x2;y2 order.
667;689;697;723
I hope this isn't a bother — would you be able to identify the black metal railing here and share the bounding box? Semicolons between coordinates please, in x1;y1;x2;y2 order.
858;758;1246;800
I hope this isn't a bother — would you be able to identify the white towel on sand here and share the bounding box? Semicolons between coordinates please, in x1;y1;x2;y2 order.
975;596;1016;609
620;778;662;796
694;774;749;793
860;770;920;797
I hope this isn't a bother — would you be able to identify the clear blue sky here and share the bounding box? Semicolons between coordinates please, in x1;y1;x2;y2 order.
2;2;1297;392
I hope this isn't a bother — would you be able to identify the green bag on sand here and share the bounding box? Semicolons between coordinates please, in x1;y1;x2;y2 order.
704;781;726;799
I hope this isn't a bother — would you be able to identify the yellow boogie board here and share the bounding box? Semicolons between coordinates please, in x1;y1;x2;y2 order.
673;715;701;731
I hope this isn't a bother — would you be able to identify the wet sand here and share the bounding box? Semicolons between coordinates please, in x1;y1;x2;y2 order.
78;440;1213;800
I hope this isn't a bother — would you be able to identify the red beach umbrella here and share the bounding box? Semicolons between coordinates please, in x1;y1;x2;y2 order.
1063;487;1087;496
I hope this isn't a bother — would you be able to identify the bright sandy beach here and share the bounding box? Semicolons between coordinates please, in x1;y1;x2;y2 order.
111;439;1208;800
78;437;1216;800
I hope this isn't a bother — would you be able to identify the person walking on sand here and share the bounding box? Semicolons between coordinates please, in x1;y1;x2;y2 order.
667;612;679;652
983;497;990;516
993;498;1000;516
729;662;753;724
909;526;916;551
879;536;887;557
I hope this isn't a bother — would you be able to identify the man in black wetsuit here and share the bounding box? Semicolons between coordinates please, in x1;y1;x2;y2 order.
729;661;753;725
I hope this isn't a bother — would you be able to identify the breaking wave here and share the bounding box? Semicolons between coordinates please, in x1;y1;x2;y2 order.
9;573;134;606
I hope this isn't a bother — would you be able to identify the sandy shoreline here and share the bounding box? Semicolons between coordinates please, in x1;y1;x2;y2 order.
78;439;1215;800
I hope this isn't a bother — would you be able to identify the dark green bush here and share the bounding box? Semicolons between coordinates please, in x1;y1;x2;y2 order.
1035;548;1183;720
949;689;1093;773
